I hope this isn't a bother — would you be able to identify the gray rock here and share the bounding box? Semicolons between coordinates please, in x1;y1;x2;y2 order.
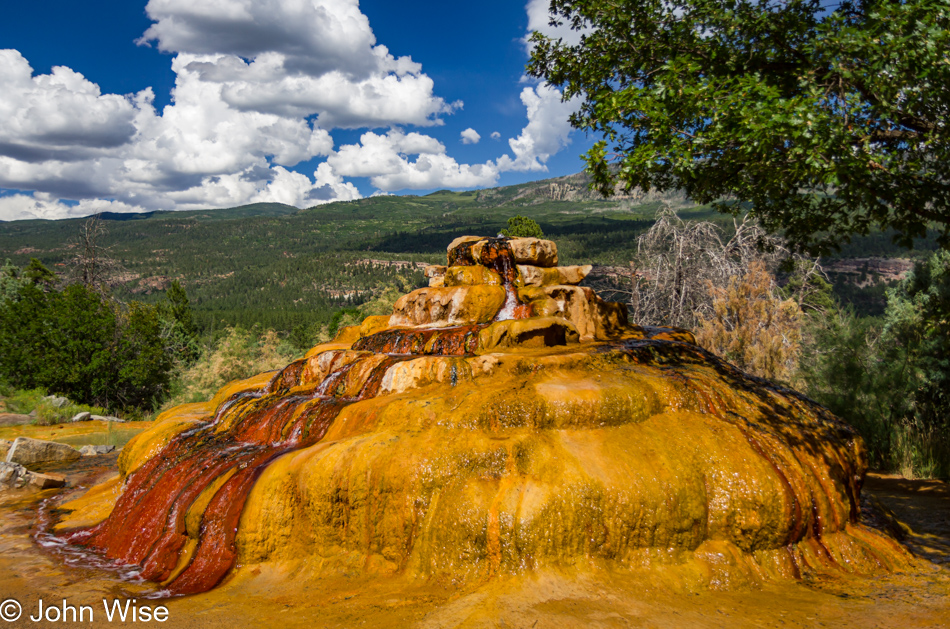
90;415;125;423
70;411;92;422
0;461;66;491
43;395;70;408
79;444;116;456
0;462;28;489
0;414;32;427
5;437;81;466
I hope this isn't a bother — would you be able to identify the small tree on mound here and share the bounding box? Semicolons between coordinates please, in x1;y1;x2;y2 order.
501;216;545;238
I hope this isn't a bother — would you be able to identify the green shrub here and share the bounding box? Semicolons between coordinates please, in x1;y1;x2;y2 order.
0;283;172;411
162;327;299;409
4;387;49;415
32;400;110;426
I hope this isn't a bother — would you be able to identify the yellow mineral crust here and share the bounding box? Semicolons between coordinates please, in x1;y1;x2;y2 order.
443;265;504;287
517;264;592;287
54;236;919;594
227;343;914;588
390;285;506;328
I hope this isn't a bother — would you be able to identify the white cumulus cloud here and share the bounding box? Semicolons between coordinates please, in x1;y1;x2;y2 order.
0;0;589;220
460;128;481;144
328;129;498;191
140;0;399;79
0;0;465;220
0;50;141;163
496;84;579;172
0;192;140;221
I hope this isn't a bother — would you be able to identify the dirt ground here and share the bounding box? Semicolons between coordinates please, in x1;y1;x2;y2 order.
0;452;948;628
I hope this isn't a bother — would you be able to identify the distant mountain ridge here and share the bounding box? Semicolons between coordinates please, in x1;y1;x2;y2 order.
0;171;674;332
2;172;687;225
0;172;928;327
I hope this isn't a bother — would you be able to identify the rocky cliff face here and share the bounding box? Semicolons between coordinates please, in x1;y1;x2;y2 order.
474;172;690;206
55;236;914;596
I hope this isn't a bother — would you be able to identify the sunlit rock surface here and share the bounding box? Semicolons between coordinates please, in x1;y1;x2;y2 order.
56;236;914;596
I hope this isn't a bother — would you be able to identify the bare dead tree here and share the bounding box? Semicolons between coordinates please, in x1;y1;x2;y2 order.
67;214;126;294
621;206;789;329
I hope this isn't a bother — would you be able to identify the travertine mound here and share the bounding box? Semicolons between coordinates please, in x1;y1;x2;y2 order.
57;237;914;596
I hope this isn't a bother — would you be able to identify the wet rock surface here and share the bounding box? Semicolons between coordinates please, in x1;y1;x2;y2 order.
0;461;65;492
50;236;922;601
79;445;116;456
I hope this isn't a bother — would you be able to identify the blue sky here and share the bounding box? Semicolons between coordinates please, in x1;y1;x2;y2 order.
0;0;591;220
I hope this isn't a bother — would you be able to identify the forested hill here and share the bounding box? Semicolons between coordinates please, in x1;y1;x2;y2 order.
0;172;932;330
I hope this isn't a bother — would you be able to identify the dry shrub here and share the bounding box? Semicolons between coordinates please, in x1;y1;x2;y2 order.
163;327;298;408
695;260;802;383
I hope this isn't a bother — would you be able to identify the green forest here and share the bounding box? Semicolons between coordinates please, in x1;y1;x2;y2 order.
0;172;945;478
0;173;933;332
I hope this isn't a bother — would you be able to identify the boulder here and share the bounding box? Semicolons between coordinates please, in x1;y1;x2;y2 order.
518;264;593;287
0;461;66;492
0;413;32;427
6;437;81;466
424;265;446;279
446;236;559;268
80;445;117;456
506;237;559;267
390;286;506;328
0;440;10;461
71;411;92;422
43;395;70;408
0;462;31;490
443;265;503;287
29;470;67;489
541;285;634;341
445;236;482;263
90;415;125;423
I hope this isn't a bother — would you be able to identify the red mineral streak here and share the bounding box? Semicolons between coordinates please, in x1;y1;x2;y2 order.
353;325;485;355
67;355;400;595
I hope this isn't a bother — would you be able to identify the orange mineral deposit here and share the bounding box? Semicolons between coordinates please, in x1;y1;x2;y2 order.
55;236;916;596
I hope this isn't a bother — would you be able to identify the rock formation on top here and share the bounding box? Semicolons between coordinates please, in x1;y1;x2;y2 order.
54;236;914;597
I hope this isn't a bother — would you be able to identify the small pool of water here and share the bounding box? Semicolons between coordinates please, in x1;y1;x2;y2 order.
54;427;146;448
0;420;152;449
